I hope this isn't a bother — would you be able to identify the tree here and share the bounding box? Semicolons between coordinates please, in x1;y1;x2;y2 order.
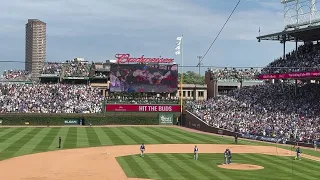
178;71;205;84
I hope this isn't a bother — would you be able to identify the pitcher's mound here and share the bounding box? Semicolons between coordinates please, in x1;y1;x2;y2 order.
218;163;264;170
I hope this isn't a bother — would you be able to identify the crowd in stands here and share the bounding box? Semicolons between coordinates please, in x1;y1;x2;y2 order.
41;62;63;75
93;72;108;78
262;42;320;74
186;83;320;143
65;60;90;77
1;70;32;81
210;68;260;81
0;84;104;113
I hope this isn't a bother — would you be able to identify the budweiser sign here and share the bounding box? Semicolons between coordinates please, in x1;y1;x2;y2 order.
115;54;174;64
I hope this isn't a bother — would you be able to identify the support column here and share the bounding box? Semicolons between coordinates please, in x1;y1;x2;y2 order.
283;37;286;60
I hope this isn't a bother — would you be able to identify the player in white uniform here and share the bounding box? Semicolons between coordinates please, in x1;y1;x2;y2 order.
194;145;199;160
140;143;145;157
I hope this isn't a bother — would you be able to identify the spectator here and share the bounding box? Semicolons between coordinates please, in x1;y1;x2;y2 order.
186;83;320;143
41;62;62;75
262;42;320;74
210;68;259;81
1;70;31;81
0;84;104;113
65;60;90;77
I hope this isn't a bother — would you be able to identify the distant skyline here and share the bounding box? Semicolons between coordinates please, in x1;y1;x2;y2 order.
0;0;303;73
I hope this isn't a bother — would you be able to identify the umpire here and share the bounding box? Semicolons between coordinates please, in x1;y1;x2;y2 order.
234;133;238;144
58;137;62;148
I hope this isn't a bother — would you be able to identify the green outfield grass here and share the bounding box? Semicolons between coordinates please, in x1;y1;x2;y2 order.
117;153;320;180
0;126;319;161
0;126;241;160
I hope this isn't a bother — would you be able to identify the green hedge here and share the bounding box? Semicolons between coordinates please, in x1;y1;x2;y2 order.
0;113;160;125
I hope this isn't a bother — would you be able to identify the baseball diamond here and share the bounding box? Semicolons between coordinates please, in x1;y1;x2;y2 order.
0;126;319;180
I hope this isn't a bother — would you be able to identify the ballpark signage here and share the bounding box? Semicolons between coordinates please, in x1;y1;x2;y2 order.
64;120;79;125
258;70;320;80
115;54;174;64
106;104;180;112
159;113;174;125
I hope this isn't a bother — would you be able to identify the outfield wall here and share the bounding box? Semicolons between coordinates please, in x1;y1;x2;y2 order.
0;112;180;126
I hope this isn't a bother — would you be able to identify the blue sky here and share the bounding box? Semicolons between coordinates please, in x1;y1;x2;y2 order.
0;0;300;73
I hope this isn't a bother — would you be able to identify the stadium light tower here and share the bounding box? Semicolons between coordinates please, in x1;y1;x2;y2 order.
282;0;320;30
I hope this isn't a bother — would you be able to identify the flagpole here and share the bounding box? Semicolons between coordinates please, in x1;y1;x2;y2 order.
180;35;184;113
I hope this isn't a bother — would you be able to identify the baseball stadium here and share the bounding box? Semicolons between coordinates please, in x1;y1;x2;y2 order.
1;1;320;180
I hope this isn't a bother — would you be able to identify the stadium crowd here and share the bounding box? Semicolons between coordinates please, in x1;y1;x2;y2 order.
41;62;62;75
210;68;259;81
1;70;32;81
186;83;320;143
262;42;320;74
0;84;104;113
65;60;90;77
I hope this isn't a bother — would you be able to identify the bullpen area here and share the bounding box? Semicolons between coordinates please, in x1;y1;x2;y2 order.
0;126;319;180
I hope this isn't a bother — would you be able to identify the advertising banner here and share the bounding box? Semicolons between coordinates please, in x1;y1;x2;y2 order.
106;104;181;112
258;71;320;80
64;119;79;125
159;113;174;125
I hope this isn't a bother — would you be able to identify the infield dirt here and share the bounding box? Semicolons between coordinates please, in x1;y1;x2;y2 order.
0;144;319;180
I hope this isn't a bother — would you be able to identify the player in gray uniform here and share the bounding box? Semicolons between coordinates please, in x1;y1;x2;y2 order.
295;147;302;160
194;145;199;160
314;140;318;151
227;149;232;164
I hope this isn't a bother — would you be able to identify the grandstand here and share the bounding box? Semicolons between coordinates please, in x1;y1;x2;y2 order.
186;0;320;145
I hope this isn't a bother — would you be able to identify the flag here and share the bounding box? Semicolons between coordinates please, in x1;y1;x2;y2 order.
175;36;182;55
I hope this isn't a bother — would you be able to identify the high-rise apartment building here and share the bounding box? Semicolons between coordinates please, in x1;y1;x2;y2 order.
25;19;46;78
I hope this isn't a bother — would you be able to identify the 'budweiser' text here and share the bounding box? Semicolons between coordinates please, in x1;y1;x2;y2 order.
115;54;174;64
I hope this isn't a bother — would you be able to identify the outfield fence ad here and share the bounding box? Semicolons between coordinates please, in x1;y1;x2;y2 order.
158;113;174;125
106;104;181;112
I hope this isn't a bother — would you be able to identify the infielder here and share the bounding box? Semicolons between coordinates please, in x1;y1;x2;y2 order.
234;133;238;144
224;149;229;164
140;143;145;157
194;145;199;160
295;147;302;160
227;149;232;164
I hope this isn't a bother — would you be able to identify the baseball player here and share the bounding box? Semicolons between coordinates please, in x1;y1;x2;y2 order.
314;140;318;151
224;149;229;164
58;137;61;149
194;145;199;160
227;149;232;164
295;147;302;160
140;143;145;157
